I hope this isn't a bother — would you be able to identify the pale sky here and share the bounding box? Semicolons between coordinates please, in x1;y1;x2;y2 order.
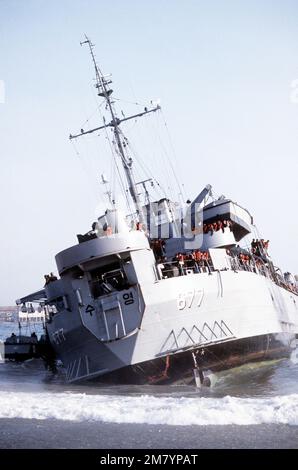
0;0;298;304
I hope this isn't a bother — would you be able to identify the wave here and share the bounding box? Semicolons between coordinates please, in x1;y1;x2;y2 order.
0;392;298;425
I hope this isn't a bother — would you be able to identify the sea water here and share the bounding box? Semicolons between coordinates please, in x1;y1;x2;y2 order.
0;322;298;427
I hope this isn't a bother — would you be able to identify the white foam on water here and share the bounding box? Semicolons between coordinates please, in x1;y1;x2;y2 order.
0;391;298;425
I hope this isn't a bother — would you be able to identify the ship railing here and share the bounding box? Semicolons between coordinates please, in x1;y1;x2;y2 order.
157;254;297;295
157;260;215;279
158;256;265;279
157;255;276;283
230;257;258;274
230;255;280;285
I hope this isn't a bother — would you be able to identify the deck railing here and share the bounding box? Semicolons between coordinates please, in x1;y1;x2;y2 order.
157;255;298;295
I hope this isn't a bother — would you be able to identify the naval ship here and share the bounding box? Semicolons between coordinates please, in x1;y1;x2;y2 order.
16;37;298;385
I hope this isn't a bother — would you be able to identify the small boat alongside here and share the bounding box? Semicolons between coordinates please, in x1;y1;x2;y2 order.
4;332;39;362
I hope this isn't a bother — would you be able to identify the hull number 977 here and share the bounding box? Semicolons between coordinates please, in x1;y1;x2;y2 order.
177;289;204;310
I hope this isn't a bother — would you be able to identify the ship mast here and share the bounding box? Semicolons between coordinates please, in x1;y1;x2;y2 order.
70;36;160;225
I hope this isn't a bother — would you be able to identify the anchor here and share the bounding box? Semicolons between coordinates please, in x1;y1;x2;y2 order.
192;350;217;388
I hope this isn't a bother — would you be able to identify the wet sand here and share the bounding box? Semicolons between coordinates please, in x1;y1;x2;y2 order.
0;419;297;449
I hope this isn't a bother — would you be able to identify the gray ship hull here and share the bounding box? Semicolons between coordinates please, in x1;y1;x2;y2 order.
17;209;298;385
44;260;298;384
86;332;294;385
